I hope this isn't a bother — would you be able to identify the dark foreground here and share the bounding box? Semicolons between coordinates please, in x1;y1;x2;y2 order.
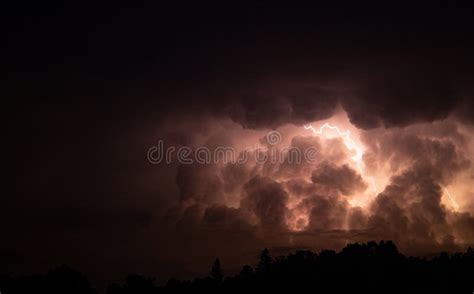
1;241;473;293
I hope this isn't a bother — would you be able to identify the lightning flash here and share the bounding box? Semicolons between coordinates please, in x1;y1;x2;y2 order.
304;123;459;210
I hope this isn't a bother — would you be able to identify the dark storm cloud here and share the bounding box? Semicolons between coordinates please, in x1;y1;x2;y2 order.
176;164;224;204
201;205;257;236
361;130;470;183
221;160;256;195
368;169;448;246
364;127;474;251
341;64;459;129
347;207;368;230
274;135;322;178
451;212;474;244
241;176;290;230
285;179;319;198
203;205;242;226
8;2;474;288
303;194;350;230
154;64;474;132
311;163;367;195
227;84;339;129
454;82;474;125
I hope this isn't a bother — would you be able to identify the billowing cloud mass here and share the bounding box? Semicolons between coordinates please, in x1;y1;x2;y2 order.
10;94;474;286
156;109;474;257
7;3;474;288
311;163;367;195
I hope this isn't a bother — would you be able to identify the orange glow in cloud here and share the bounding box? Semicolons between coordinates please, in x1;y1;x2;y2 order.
303;117;379;209
302;113;460;212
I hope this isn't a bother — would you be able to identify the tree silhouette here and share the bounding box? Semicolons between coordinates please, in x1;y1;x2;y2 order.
256;248;273;275
2;240;474;293
107;274;157;294
209;258;223;282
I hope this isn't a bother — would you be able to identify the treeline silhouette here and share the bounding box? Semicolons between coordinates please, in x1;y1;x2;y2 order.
1;241;473;293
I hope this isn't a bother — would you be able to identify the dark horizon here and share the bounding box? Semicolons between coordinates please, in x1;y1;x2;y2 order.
2;240;474;293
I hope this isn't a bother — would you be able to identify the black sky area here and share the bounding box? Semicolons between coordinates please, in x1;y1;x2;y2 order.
5;2;474;290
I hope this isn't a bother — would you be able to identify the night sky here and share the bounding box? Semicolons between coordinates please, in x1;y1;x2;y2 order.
6;2;474;288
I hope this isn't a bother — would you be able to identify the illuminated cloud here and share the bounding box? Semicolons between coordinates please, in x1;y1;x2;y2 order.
9;5;474;285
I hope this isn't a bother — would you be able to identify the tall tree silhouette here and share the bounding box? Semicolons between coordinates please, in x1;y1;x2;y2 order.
256;248;273;275
210;258;223;282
